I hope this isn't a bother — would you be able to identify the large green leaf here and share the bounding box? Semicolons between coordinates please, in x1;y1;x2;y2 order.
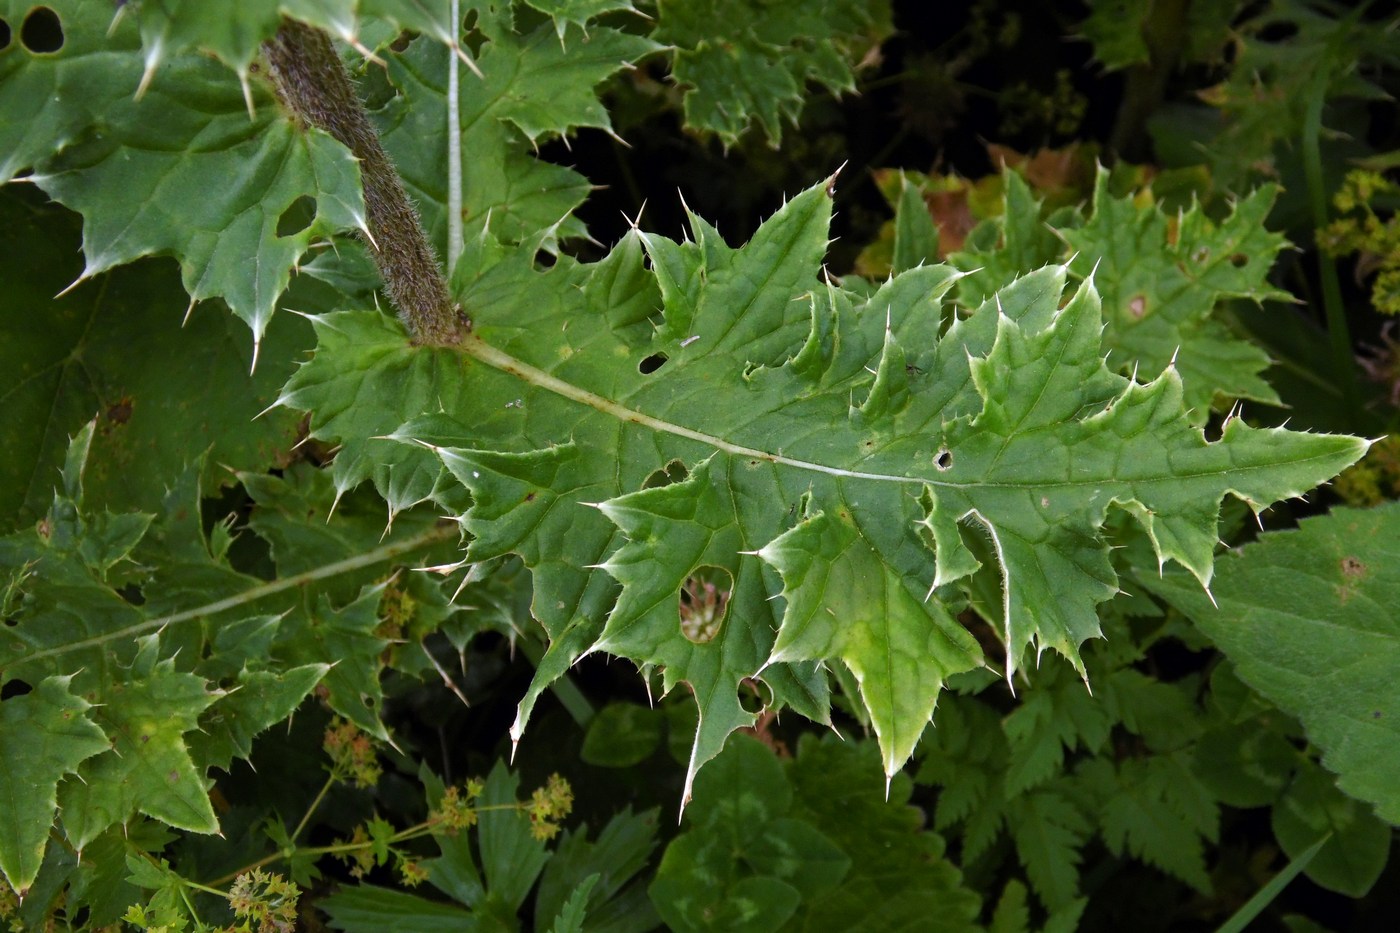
0;675;110;894
282;179;1366;791
1144;502;1400;826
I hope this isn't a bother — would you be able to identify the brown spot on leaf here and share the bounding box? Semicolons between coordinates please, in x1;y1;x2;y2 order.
1128;295;1148;319
106;397;133;424
1341;556;1366;579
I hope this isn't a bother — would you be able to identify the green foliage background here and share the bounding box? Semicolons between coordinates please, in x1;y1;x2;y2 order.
1;1;1399;931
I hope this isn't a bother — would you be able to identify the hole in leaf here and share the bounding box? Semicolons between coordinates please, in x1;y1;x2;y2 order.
0;18;11;50
679;565;733;644
20;7;62;52
1128;295;1147;318
276;195;317;238
643;459;689;489
1229;254;1249;267
389;31;414;52
934;447;953;471
1;679;33;700
638;352;668;375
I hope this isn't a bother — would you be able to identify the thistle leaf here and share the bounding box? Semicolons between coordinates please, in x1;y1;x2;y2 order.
0;675;110;894
285;179;1367;788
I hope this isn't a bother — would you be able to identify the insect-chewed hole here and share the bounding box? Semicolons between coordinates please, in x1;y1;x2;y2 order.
0;18;11;50
276;195;317;237
678;565;733;644
1;679;33;701
1229;254;1249;267
638;352;668;375
934;447;953;471
20;6;62;52
642;459;689;489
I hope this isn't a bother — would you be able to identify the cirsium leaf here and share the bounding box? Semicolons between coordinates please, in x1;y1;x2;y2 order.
0;675;110;895
283;178;1368;790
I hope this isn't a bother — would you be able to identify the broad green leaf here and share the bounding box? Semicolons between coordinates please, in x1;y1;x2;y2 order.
580;702;663;767
373;20;661;254
321;884;479;933
0;0;134;183
286;179;1366;789
653;0;891;145
6;1;368;349
57;638;223;850
0;186;310;530
1143;502;1400;826
534;808;660;933
476;762;552;913
948;171;1069;307
0;675;110;894
1271;762;1389;897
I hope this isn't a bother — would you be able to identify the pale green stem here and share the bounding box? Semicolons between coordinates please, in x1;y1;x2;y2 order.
11;524;456;668
447;0;464;273
289;771;339;845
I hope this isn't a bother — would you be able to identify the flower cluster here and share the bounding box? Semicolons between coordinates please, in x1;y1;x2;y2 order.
527;774;574;841
322;718;382;789
1321;170;1400;316
228;869;300;933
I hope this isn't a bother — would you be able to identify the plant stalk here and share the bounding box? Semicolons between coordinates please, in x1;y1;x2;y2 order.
262;19;468;345
1301;66;1358;406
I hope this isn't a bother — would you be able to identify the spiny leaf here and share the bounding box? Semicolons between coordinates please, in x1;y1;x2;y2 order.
653;0;891;145
6;1;367;349
57;638;224;851
0;675;110;894
286;178;1366;791
954;168;1287;420
1061;167;1287;417
123;0;478;83
523;0;639;40
373;19;661;253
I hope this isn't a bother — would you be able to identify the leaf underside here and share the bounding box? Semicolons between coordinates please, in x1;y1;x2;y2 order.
283;178;1367;794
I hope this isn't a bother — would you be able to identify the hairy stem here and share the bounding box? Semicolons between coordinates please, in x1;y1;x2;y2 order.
11;523;458;667
262;19;468;345
447;0;465;274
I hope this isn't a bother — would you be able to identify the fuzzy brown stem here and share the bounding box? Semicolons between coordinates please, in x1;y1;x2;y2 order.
262;18;468;345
